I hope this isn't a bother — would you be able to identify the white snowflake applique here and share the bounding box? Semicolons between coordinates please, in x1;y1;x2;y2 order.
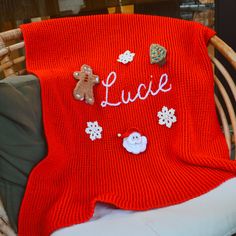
157;106;177;128
85;121;103;141
117;50;135;64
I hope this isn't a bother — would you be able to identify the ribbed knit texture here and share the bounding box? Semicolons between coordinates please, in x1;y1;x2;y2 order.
19;14;236;236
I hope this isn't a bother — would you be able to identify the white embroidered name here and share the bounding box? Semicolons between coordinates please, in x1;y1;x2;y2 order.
101;72;172;108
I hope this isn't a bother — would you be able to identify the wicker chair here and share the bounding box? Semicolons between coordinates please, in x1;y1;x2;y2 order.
0;28;235;236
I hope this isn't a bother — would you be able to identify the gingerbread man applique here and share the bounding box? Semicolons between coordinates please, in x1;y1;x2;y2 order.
73;64;100;105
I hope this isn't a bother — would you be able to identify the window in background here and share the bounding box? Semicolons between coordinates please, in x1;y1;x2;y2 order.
0;0;215;32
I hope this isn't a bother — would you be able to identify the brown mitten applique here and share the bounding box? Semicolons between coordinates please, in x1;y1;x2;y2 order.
73;64;100;105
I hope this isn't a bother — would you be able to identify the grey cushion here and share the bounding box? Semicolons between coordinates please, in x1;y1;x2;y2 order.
0;75;46;232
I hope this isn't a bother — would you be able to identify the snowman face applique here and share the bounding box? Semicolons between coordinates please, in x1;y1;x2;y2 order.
122;131;147;155
127;132;142;144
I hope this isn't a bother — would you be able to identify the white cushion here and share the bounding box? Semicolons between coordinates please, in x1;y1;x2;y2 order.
52;177;236;236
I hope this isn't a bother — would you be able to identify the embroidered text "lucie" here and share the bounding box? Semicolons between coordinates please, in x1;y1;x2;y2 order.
101;72;172;108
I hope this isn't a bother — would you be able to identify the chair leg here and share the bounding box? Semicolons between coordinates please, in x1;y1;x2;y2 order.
0;217;17;236
0;199;16;236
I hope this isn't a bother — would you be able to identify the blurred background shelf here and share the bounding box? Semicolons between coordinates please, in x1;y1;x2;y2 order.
0;0;216;30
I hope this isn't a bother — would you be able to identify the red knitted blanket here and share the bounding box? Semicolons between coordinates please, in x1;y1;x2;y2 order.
19;15;236;236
